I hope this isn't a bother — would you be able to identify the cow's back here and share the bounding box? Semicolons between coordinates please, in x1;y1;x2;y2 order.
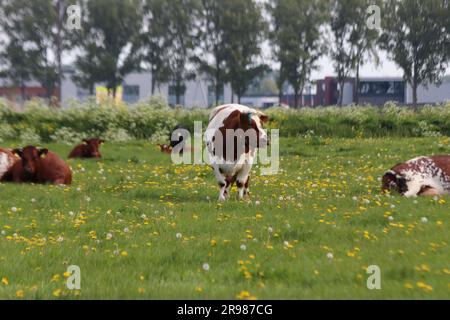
38;152;72;184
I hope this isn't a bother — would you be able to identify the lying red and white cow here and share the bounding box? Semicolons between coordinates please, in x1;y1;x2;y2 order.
205;104;269;201
382;155;450;197
2;146;72;185
0;148;18;180
68;138;104;159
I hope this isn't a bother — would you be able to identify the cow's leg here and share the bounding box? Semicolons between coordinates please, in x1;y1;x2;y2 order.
244;176;250;197
418;186;440;196
236;165;252;200
214;166;227;201
225;175;235;200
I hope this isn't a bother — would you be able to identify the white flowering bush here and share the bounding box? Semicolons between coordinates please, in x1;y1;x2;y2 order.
50;127;83;145
20;128;41;145
103;127;133;142
1;99;450;142
0;123;16;142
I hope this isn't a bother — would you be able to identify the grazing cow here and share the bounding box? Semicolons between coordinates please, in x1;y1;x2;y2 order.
158;144;173;154
205;104;269;201
68;138;104;159
2;146;72;185
382;155;450;197
0;148;18;179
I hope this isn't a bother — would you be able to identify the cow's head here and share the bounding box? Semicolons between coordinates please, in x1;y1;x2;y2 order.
13;146;48;176
381;170;408;195
158;144;172;154
82;138;104;158
238;111;269;149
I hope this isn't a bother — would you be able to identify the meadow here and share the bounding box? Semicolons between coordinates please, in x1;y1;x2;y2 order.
0;136;448;299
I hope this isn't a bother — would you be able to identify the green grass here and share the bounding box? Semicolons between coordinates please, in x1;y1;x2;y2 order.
0;137;449;299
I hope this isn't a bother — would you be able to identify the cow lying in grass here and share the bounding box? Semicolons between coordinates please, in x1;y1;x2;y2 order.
382;155;450;197
206;104;269;201
2;146;72;185
69;138;104;159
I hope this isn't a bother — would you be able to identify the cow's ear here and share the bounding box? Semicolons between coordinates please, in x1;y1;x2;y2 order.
259;114;269;123
99;139;105;144
38;148;48;157
12;148;23;158
82;139;88;145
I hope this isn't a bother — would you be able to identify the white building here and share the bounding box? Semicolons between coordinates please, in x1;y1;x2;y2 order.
61;69;235;109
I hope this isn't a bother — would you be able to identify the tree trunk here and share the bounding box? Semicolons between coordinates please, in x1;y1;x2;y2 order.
355;63;360;105
20;81;26;103
412;78;418;109
294;89;299;109
56;0;66;108
338;80;344;106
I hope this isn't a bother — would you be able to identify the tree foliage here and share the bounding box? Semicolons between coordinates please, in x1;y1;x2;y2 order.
269;0;329;108
380;0;450;107
73;0;142;97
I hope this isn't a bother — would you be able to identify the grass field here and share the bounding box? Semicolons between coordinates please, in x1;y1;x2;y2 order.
0;137;449;299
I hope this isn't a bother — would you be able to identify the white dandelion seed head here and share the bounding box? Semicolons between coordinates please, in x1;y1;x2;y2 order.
106;233;113;240
326;252;334;260
202;263;210;271
240;244;247;251
388;216;394;221
11;207;17;212
420;217;428;223
176;233;182;239
268;227;273;233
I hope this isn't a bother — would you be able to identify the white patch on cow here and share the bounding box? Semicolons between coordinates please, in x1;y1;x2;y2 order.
399;156;450;197
0;152;13;179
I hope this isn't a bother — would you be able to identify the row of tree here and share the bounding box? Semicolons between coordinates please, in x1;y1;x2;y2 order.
0;0;449;108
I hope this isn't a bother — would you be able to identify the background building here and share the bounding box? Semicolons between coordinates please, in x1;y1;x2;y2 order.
1;69;450;108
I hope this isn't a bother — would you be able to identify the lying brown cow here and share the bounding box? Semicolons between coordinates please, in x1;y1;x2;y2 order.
0;148;18;180
382;155;450;197
2;146;72;185
158;144;173;154
68;138;104;159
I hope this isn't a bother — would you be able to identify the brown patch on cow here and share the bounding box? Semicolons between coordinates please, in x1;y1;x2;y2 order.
429;155;450;177
2;146;72;185
214;110;263;161
69;138;104;159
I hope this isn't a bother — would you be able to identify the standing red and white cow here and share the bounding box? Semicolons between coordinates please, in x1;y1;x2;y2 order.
382;155;450;197
205;104;269;201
